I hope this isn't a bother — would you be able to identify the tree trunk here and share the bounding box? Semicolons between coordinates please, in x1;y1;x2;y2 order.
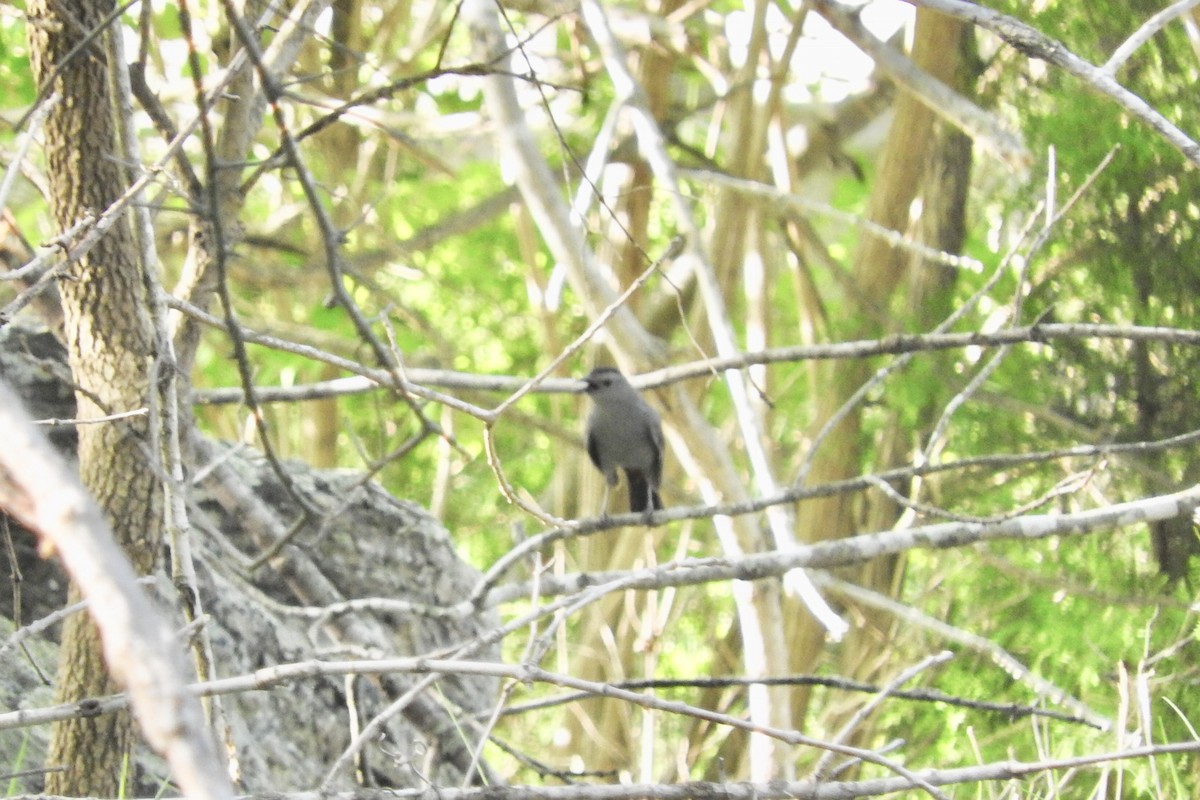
26;0;163;794
789;8;973;726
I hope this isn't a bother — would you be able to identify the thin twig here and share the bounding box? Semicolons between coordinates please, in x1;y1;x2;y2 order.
33;408;148;426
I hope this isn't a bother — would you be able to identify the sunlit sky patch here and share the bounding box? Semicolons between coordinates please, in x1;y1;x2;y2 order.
725;1;914;104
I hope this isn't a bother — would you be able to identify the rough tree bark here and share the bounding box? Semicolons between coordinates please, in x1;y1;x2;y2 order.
0;319;500;793
26;0;163;793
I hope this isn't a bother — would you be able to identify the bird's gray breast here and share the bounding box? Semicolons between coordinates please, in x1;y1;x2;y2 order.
588;407;657;471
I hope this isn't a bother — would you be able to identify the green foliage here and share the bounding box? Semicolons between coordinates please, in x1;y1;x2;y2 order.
4;731;30;796
5;0;1200;792
0;20;34;109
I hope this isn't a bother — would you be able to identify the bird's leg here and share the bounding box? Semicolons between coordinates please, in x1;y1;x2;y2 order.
598;482;611;519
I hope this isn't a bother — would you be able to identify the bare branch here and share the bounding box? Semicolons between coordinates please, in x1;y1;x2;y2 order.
811;573;1110;729
1103;0;1200;75
474;484;1200;608
0;379;233;800
906;0;1200;166
810;0;1029;168
190;321;1200;406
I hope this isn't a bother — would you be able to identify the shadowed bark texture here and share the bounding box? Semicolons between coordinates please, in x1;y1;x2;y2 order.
0;320;500;793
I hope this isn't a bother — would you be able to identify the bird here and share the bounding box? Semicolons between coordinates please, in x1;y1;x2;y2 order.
582;366;664;516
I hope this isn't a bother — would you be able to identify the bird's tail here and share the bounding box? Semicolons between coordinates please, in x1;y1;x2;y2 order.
626;469;663;513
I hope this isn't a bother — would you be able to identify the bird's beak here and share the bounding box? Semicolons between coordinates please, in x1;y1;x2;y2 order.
579;378;594;393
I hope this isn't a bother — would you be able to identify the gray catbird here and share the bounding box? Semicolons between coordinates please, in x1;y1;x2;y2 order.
582;367;664;515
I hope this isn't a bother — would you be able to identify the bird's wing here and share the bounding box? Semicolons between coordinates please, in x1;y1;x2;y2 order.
647;415;664;485
586;425;603;471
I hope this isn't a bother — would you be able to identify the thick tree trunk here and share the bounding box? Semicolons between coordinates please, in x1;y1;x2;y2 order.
789;8;973;725
26;0;163;794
